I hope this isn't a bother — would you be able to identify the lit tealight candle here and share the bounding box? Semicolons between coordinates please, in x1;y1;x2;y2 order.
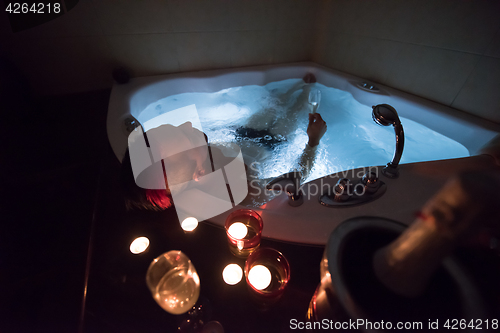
181;217;198;232
227;222;248;239
130;237;150;254
248;265;272;290
222;264;243;285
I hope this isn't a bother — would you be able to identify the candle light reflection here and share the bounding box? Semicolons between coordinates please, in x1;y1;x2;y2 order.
130;237;150;254
181;217;198;232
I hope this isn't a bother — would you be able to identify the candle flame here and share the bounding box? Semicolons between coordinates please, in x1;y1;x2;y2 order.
228;222;248;240
222;264;243;285
130;237;150;254
248;265;272;290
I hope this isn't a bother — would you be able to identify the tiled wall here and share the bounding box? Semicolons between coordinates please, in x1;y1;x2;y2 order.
1;0;499;124
313;0;500;123
0;0;319;95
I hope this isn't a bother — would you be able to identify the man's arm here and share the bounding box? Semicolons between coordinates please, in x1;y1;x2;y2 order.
297;113;327;181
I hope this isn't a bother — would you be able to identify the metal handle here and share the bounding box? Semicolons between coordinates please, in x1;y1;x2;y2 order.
266;171;304;207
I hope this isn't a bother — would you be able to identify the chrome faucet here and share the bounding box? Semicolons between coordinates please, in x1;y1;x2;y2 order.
372;104;405;178
266;171;304;207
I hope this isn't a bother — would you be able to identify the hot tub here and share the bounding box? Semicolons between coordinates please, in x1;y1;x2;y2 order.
107;62;500;245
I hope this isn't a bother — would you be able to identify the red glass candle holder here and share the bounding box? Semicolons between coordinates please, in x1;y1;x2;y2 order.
244;247;290;305
225;209;263;258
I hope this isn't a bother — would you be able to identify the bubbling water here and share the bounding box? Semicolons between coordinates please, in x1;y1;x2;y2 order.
139;79;469;190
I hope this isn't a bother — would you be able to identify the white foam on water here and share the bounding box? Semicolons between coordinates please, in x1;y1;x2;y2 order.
138;79;469;186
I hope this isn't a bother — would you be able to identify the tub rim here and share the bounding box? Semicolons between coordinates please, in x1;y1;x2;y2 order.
107;61;500;163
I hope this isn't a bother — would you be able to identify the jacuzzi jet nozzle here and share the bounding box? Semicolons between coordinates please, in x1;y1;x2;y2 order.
372;104;404;178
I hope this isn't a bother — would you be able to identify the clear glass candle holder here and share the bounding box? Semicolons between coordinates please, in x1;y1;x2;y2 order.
146;250;200;315
225;209;263;258
244;247;290;305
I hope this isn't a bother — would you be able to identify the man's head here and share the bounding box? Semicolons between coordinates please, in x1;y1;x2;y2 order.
120;122;210;211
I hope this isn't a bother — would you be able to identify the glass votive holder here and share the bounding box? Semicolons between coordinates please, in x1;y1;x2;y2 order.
225;209;263;258
146;250;200;315
244;247;290;305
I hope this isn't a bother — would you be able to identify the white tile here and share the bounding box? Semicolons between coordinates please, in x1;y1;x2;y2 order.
485;28;500;59
92;0;172;35
311;27;329;64
321;32;355;73
10;35;113;95
230;31;275;67
318;32;404;84
384;44;480;106
402;0;500;54
276;0;320;31
106;34;179;77
324;0;363;35
274;29;314;64
13;0;102;39
167;0;230;32
349;0;429;42
321;0;500;54
324;0;428;40
176;32;231;71
452;56;500;123
228;0;277;31
340;35;404;84
314;0;332;32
